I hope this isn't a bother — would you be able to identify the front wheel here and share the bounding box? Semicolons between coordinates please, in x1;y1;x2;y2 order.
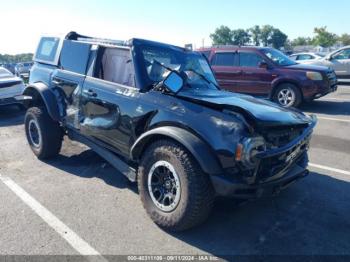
24;107;63;159
273;84;302;108
138;139;215;232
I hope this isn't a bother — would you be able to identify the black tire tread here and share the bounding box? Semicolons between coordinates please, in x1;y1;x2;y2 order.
138;139;214;232
25;107;63;159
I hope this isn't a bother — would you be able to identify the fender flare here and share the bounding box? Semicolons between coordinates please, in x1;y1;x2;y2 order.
23;82;61;122
131;126;223;176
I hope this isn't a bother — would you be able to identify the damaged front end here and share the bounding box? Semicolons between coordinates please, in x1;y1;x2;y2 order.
212;113;317;199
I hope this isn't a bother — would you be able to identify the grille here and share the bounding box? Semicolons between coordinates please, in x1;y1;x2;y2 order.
263;126;305;149
326;70;337;86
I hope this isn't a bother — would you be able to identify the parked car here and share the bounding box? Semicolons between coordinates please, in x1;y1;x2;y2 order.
0;66;25;107
2;63;17;74
15;62;33;79
198;46;337;107
303;46;350;83
23;32;316;231
289;52;324;63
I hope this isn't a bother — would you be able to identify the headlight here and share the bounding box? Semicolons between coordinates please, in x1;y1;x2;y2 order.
235;136;266;169
306;71;323;81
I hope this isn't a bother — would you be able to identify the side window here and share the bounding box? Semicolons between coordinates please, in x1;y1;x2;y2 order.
211;53;238;66
239;52;263;67
298;54;312;60
333;49;350;60
98;48;135;87
34;37;60;64
290;55;297;61
60;40;91;74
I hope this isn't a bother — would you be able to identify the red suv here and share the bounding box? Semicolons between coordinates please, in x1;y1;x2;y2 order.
199;46;338;107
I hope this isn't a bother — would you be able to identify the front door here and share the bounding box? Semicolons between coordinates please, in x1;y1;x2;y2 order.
80;47;139;157
331;48;350;79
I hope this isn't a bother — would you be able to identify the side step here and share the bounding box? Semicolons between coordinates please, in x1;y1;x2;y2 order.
68;130;136;182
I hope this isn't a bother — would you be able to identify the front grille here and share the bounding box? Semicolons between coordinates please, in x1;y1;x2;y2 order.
326;70;337;86
263;126;305;148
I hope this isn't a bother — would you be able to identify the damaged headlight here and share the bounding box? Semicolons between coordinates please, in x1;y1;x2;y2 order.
235;136;266;169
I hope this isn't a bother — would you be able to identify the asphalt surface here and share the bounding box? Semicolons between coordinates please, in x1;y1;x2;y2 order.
0;86;350;260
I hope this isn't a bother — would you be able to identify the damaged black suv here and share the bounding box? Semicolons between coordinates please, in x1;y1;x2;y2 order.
23;32;316;231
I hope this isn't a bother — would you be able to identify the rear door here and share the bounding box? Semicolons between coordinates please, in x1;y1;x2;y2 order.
210;51;240;92
236;51;274;96
51;40;92;130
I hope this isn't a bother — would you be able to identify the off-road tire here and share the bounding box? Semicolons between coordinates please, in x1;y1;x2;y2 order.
138;139;215;232
273;83;302;108
24;107;63;159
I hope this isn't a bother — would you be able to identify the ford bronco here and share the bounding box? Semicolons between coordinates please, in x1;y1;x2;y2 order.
23;32;316;231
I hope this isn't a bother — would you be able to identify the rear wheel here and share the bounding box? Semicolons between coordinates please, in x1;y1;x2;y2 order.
24;107;63;159
273;83;302;108
138;139;214;232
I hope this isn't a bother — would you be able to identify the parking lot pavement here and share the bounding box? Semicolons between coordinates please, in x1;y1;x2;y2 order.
0;86;350;259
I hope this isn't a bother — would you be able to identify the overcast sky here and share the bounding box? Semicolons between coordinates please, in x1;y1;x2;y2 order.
1;0;349;54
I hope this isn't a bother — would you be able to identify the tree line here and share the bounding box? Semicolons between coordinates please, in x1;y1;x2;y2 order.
0;53;33;64
210;25;350;50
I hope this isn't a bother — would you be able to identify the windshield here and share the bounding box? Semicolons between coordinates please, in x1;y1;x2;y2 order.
141;45;218;90
262;48;297;66
0;67;12;78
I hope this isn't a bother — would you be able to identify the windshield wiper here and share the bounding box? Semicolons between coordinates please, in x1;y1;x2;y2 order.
186;69;220;89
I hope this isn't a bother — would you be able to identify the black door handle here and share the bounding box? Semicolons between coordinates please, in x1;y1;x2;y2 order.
83;89;97;97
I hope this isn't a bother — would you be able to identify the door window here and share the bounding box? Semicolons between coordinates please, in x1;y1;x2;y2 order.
98;48;135;87
60;40;91;74
211;53;238;66
333;49;350;60
297;54;313;60
239;52;264;67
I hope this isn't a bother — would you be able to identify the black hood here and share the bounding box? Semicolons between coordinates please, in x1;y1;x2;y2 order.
177;88;312;129
284;63;329;72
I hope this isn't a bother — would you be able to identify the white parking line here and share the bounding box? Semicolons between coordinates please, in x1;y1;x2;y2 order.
320;97;350;102
309;163;350;176
0;174;107;261
316;116;350;123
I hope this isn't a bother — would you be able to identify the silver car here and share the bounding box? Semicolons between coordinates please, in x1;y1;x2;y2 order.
0;67;26;107
303;46;350;82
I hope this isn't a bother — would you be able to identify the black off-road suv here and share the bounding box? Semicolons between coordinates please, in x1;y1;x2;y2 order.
23;32;316;231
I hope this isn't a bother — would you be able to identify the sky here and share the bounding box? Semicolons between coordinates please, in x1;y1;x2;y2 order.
1;0;349;54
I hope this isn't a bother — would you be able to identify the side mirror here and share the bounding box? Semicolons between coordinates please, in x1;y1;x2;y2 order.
259;61;269;69
163;71;184;94
325;55;332;61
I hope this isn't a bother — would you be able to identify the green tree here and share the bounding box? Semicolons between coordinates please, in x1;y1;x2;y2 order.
231;29;251;46
210;25;233;45
339;33;350;46
312;26;337;47
291;37;312;46
0;53;33;64
260;25;274;46
249;25;261;46
270;28;288;49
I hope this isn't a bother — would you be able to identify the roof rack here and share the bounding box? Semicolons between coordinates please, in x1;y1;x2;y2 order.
65;31;128;47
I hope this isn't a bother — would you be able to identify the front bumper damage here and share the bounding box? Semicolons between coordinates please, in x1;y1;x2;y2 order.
211;115;317;199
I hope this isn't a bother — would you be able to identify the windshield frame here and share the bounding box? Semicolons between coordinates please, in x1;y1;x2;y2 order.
261;48;297;67
132;39;219;92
